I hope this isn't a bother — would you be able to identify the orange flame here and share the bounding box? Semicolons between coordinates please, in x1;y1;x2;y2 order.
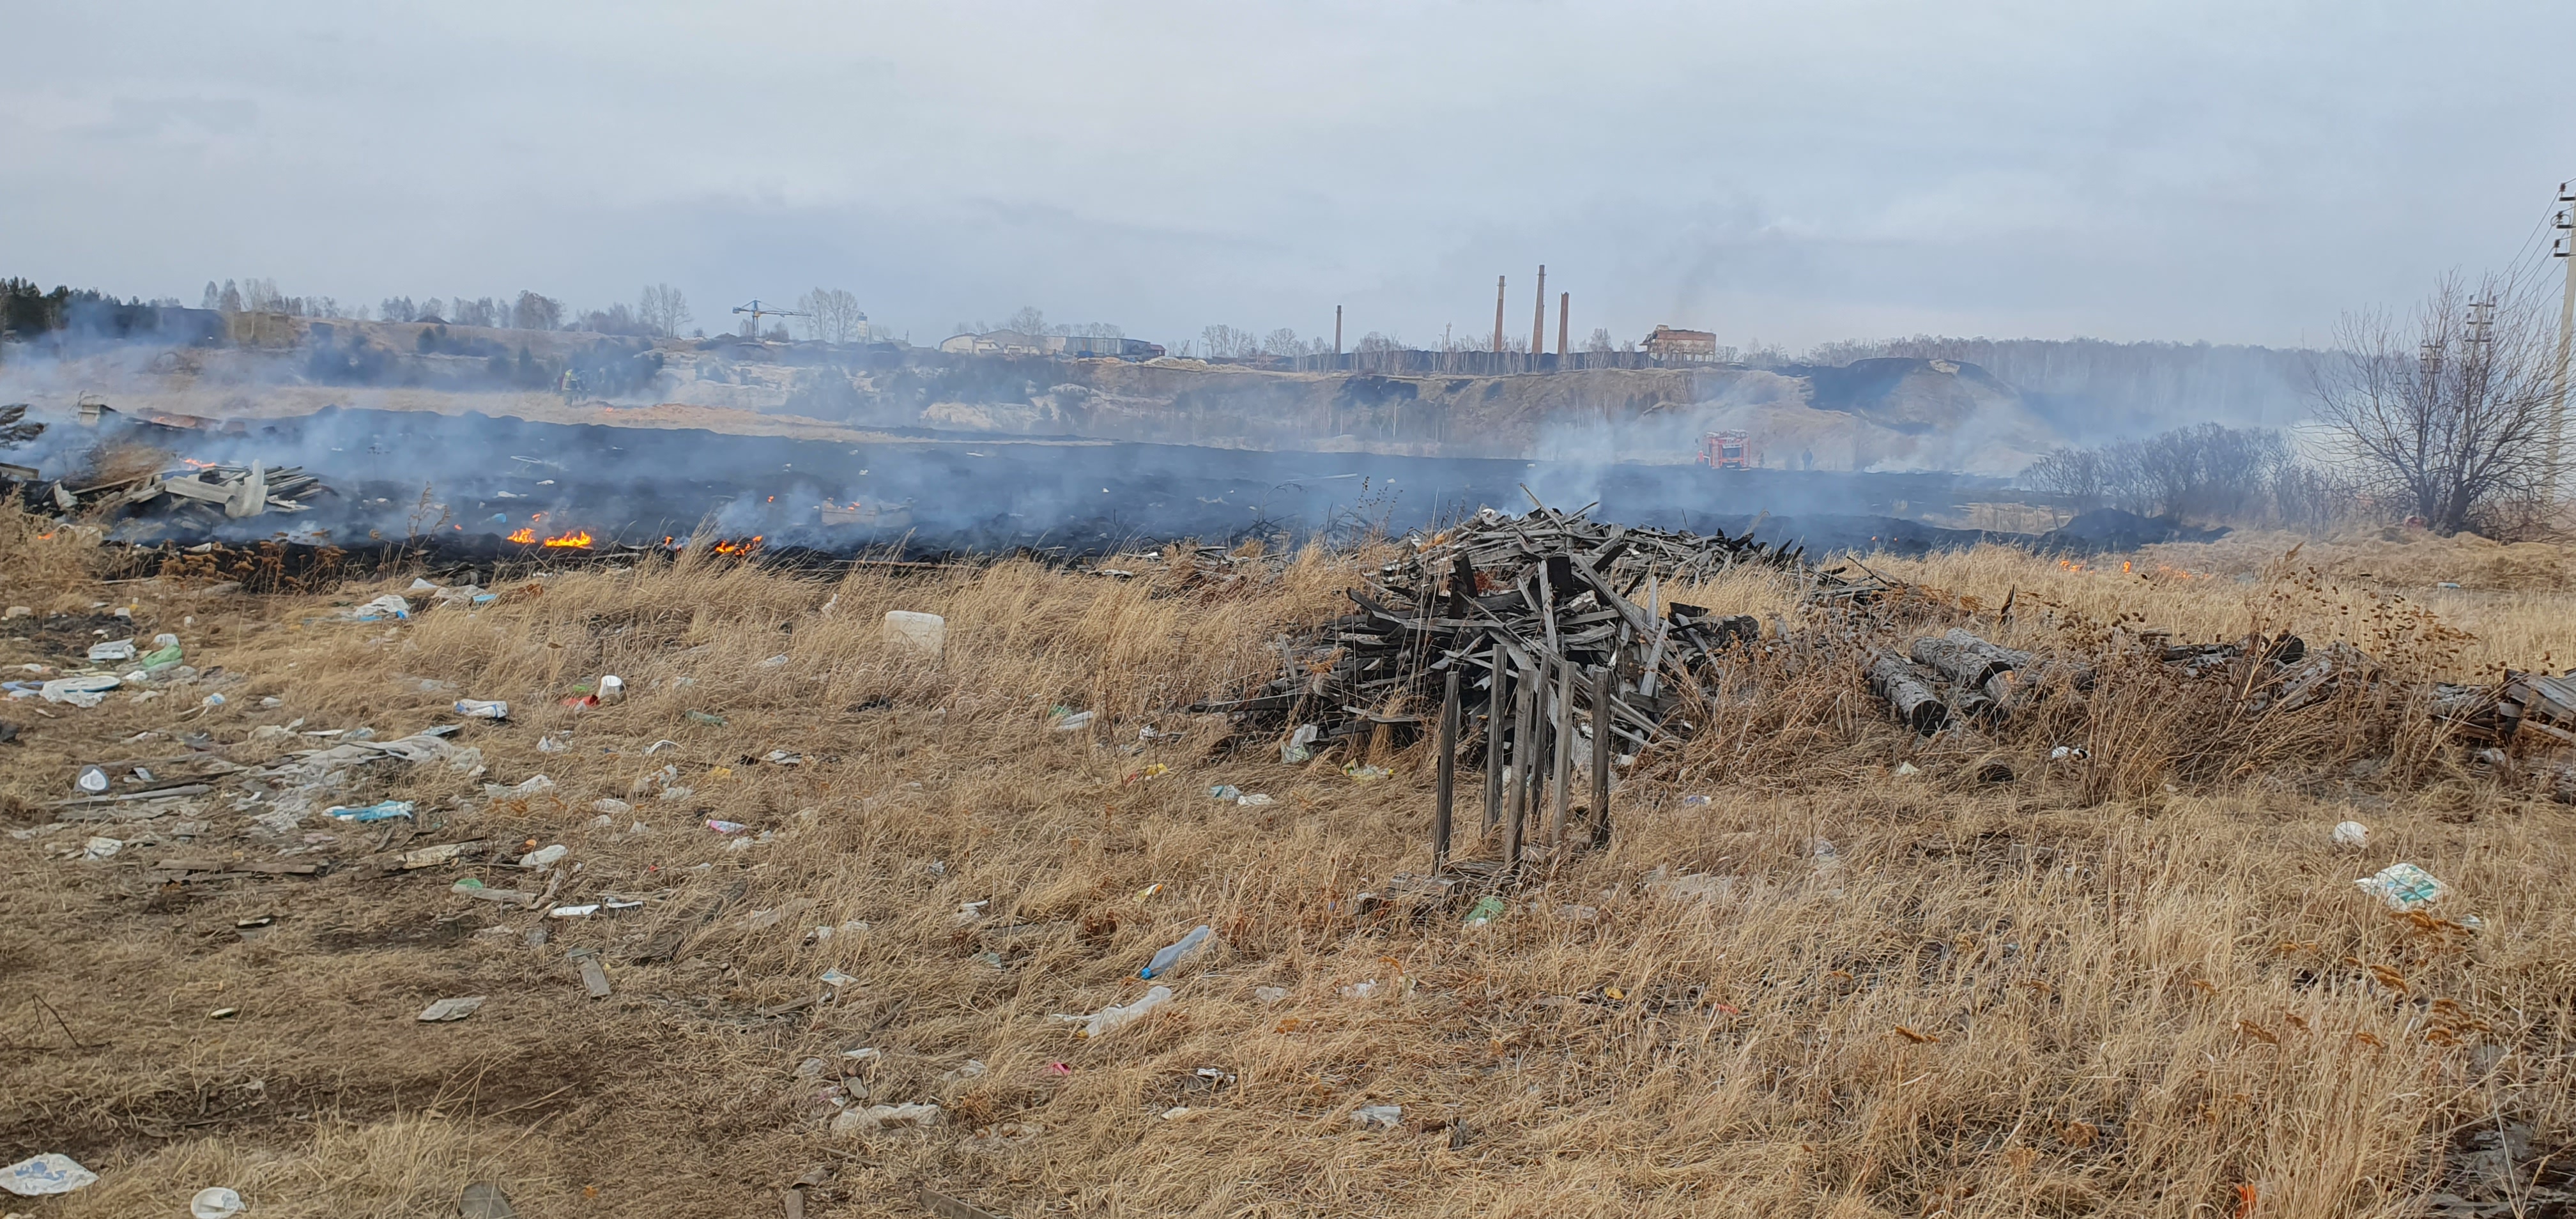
540;530;594;548
181;457;218;469
505;527;537;544
712;535;765;556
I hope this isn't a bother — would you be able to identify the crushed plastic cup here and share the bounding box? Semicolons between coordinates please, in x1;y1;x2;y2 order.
74;765;109;794
1140;925;1213;979
190;1186;246;1218
2332;820;2370;848
454;698;509;719
2356;862;2447;911
597;674;624;703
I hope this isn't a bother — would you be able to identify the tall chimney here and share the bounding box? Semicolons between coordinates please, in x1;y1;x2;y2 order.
1334;305;1342;355
1492;276;1506;353
1558;292;1570;358
1531;264;1547;358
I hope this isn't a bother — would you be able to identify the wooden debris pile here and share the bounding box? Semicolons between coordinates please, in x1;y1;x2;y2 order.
25;459;328;523
1195;505;1827;869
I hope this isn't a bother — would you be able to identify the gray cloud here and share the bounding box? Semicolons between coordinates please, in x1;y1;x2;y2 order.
5;0;2572;351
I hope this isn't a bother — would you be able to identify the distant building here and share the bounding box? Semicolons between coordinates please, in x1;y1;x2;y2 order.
937;330;1163;359
1642;325;1719;362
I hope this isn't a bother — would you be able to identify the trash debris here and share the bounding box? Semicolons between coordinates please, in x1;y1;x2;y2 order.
73;765;108;794
684;710;726;726
1052;709;1095;731
1340;980;1380;999
519;844;568;868
1058;985;1174;1037
1463;895;1506;926
349;594;411;622
1160;1105;1193;1120
417;995;485;1022
597;674;625;703
2050;745;2090;761
1351;1104;1402;1130
457;1182;518;1219
1254;986;1289;1004
549;904;602;919
883;610;946;657
1141;925;1213;978
454;698;509;719
1680;793;1712;807
645;739;678;754
592;797;632;816
188;1186;245;1218
2356;862;2447;912
40;673;120;706
326;800;415;823
569;947;612;999
87;638;135;663
1236;793;1275;806
2332;820;2370;848
706;819;749;834
1341;762;1393;783
80;836;123;860
1208;784;1242;801
819;968;857;988
1280;723;1319;763
2;1153;98;1197
538;735;567;753
832;1103;941;1133
1892;762;1921;777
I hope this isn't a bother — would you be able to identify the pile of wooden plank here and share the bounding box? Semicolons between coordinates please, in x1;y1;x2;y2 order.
1194;505;1827;870
33;460;328;522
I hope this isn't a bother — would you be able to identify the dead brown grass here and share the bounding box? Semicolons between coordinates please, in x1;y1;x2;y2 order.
3;516;2573;1218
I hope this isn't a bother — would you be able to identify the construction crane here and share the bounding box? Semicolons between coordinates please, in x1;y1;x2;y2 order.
731;298;809;340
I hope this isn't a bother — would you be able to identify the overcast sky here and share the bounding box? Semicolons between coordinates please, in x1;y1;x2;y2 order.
8;1;2575;352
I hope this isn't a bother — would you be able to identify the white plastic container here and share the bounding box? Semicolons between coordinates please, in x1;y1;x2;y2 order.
882;611;946;657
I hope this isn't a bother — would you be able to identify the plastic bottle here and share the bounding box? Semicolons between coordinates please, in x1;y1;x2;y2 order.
1082;986;1173;1036
1140;924;1213;979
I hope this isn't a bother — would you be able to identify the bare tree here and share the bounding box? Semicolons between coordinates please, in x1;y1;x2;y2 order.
636;284;692;337
1004;306;1048;337
1261;327;1302;356
2311;270;2557;533
797;288;866;343
1199;324;1252;358
512;290;564;332
1584;327;1616;355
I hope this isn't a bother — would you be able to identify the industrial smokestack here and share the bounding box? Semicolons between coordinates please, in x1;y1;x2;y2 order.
1558;292;1570;358
1531;265;1546;360
1334;305;1342;355
1492;276;1506;353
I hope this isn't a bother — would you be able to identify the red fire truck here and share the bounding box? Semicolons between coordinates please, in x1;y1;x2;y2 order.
1696;430;1758;470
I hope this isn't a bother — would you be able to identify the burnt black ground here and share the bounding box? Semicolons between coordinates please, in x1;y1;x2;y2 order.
76;407;2021;558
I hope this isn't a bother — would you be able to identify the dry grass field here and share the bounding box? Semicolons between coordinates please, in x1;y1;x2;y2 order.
3;509;2573;1218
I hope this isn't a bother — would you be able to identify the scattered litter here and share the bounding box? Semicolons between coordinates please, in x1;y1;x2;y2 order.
684;710;726;726
188;1186;245;1218
349;594;411;621
1141;924;1213;978
326;800;415;823
1463;895;1506;926
519;844;568;868
644;739;678;755
942;1059;988;1082
833;1103;940;1133
1813;838;1841;867
882;611;946;657
2437;581;2462;589
1352;1104;1402;1130
1236;792;1275;806
73;765;108;794
1341;762;1392;783
417;996;485;1022
819;968;857;988
1254;986;1289;1004
706;819;749;834
592;797;631;816
1681;794;1712;807
1057;985;1174;1037
2050;745;2090;761
1136;882;1164;900
2;1153;98;1197
597;674;625;703
1280;723;1319;763
40;674;120;707
757;654;790;669
549;904;602;918
2332;820;2370;848
1340;980;1380;999
1208;784;1242;801
209;1006;240;1019
1160;1105;1193;1120
457;1182;518;1219
2356;862;2447;912
569;947;611;999
454;698;508;719
1893;762;1922;777
486;774;556;799
538;735;567;753
80;836;122;860
1052;709;1095;732
87;638;136;663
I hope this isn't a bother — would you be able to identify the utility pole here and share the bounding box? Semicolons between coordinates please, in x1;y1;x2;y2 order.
1492;276;1506;353
1334;305;1343;355
1557;292;1570;358
1530;264;1547;360
2550;181;2576;500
